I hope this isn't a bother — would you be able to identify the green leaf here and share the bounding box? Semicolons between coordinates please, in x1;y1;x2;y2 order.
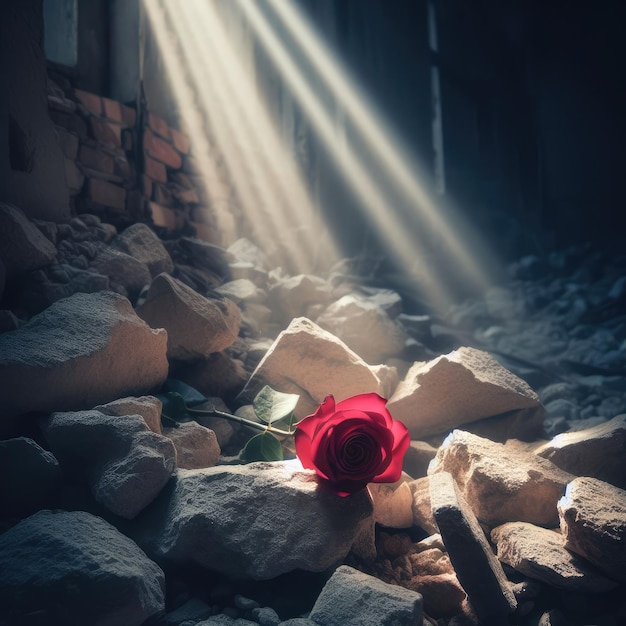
156;392;191;423
253;385;299;427
161;379;208;407
241;431;284;462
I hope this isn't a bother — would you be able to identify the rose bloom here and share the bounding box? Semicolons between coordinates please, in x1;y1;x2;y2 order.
294;392;410;496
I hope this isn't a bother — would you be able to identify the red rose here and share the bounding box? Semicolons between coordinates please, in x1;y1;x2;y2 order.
294;393;410;496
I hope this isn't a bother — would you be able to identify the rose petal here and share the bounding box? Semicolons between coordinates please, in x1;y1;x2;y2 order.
371;419;411;483
293;428;315;471
295;395;336;440
335;393;390;421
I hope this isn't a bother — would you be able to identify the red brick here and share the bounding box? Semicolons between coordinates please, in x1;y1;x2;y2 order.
190;221;218;243
144;153;168;183
121;105;137;128
171;128;190;155
173;186;200;204
149;112;171;139
74;89;102;115
144;129;182;169
150;202;184;231
102;98;123;122
90;117;122;147
152;183;174;207
78;145;115;174
88;178;127;210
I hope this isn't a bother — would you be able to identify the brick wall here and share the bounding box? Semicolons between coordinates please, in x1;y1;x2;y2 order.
47;81;221;244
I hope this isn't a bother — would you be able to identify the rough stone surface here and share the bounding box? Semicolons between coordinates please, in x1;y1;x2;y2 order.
0;510;165;626
535;414;626;489
491;521;617;592
409;477;439;535
0;202;57;278
90;246;152;301
309;565;423;626
316;294;407;363
387;347;544;439
558;476;626;583
429;430;575;527
429;471;517;623
138;460;373;579
162;420;221;469
268;274;333;325
0;291;168;422
368;478;414;528
237;317;385;419
137;273;241;361
95;395;163;434
42;409;176;519
113;222;174;277
0;437;62;519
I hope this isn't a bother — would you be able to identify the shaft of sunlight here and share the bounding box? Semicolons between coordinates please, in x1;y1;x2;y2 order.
263;0;496;293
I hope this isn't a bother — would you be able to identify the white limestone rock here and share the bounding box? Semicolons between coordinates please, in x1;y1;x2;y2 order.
137;273;241;361
316;294;407;364
535;414;626;489
0;202;57;278
113;222;174;277
368;476;414;528
491;521;618;592
429;430;575;527
387;346;544;439
429;471;517;623
268;274;333;325
309;565;423;626
162;420;221;469
215;278;267;306
0;510;165;626
42;409;176;519
558;476;626;583
236;317;385;419
138;460;373;580
403;440;438;479
0;291;168;422
409;476;439;535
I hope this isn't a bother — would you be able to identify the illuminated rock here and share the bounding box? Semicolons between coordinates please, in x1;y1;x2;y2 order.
42;408;176;519
95;395;164;434
368;476;414;529
429;471;517;623
0;510;165;626
491;521;617;592
316;294;407;364
137;460;373;579
137;273;241;361
236;317;385;419
0;291;168;423
387;346;544;440
535;414;626;489
268;273;333;325
429;430;574;527
558;477;626;583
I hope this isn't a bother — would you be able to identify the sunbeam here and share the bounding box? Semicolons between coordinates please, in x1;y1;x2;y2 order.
143;0;338;274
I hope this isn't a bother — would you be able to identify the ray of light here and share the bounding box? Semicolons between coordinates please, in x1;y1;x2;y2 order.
239;0;456;311
143;0;338;274
263;0;495;293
